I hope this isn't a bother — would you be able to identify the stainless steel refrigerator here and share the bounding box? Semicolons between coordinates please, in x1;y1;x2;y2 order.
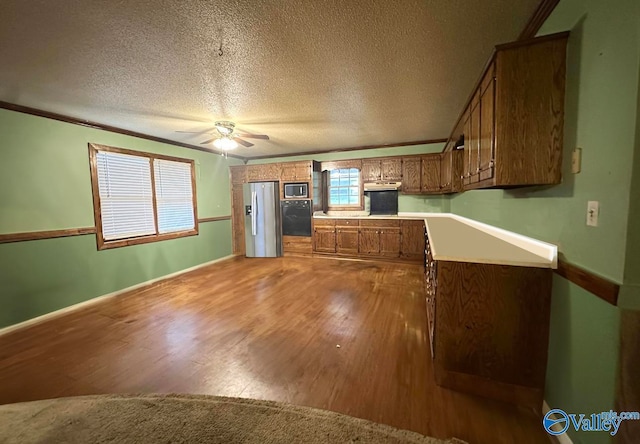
243;182;282;257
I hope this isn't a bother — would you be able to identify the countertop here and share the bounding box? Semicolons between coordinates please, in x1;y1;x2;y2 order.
313;211;557;268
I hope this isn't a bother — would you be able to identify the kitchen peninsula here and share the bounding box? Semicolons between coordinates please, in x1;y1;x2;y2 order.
314;211;557;410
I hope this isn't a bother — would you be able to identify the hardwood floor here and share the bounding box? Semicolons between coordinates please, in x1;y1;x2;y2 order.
0;256;549;443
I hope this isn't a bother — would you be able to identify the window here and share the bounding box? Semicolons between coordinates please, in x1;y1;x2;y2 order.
89;143;198;249
328;168;360;207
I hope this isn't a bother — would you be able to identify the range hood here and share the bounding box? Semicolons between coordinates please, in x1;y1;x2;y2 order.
364;181;402;191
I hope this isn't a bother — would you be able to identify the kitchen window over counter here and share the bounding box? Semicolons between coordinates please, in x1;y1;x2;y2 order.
88;143;198;250
328;168;361;208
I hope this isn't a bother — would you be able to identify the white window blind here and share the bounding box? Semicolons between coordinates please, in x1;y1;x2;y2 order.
96;151;156;241
154;159;195;234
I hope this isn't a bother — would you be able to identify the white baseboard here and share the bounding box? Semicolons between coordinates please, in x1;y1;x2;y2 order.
542;400;574;444
0;254;235;337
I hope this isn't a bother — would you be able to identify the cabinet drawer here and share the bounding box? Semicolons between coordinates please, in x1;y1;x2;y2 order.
359;219;400;228
282;235;312;245
283;241;312;254
313;219;335;226
335;219;359;226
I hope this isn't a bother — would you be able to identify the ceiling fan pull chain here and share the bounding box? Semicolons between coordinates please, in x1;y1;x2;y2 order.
218;42;223;57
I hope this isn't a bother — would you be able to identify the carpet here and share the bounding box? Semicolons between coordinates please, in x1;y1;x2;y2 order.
0;394;465;443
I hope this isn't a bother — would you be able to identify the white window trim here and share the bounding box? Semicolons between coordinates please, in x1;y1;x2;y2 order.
328;168;362;209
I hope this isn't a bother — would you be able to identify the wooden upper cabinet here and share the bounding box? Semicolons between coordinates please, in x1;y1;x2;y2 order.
361;159;382;182
479;63;495;183
401;156;421;194
381;158;402;181
361;157;402;182
421;154;441;193
281;161;312;182
440;150;464;194
247;163;280;182
460;32;568;189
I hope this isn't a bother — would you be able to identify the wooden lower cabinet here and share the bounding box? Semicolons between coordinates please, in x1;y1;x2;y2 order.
359;228;379;255
312;218;419;262
313;220;337;253
400;220;425;260
358;222;401;258
282;235;312;255
430;259;552;410
336;226;359;255
379;228;400;257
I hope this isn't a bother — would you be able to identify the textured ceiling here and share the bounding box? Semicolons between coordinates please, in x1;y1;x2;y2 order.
0;0;540;158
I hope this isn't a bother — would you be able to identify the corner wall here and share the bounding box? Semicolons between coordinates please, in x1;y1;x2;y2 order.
0;109;239;329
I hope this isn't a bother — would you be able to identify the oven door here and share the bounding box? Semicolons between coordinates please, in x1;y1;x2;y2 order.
281;199;312;236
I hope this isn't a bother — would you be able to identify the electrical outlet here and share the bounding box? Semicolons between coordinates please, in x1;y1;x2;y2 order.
572;148;582;173
587;201;599;227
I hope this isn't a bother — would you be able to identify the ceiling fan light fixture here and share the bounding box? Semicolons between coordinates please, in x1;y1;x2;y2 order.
213;136;238;150
214;121;235;136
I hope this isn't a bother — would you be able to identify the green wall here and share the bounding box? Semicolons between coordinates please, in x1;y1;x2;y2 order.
0;109;239;329
447;1;640;443
248;142;448;213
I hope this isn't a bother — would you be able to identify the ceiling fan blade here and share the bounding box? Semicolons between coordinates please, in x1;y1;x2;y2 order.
200;137;218;145
176;130;214;134
235;132;269;140
235;138;254;148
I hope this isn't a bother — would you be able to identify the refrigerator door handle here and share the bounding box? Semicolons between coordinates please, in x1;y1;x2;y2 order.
251;190;257;236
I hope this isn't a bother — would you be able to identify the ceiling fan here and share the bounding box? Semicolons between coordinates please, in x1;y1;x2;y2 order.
177;121;269;150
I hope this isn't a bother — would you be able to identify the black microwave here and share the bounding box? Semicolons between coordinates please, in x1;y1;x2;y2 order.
284;183;308;198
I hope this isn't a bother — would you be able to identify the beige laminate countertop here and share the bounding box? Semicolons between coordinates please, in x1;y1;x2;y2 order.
313;211;557;268
423;216;555;268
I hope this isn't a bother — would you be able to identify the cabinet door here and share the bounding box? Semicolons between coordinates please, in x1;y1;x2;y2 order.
336;227;359;254
295;162;312;181
361;159;381;182
421;154;441;193
246;165;262;182
451;149;464;193
231;186;246;255
381;158;402;181
469;95;481;184
359;228;379;255
463;109;472;186
402;157;421;193
440;151;452;193
280;163;297;182
313;226;336;253
400;220;425;259
479;68;495;182
379;227;400;257
262;163;280;181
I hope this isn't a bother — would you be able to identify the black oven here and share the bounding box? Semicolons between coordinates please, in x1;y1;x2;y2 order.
366;190;398;215
281;199;312;236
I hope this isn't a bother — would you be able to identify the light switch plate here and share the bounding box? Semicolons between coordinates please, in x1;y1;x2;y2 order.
587;201;599;227
572;148;582;174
